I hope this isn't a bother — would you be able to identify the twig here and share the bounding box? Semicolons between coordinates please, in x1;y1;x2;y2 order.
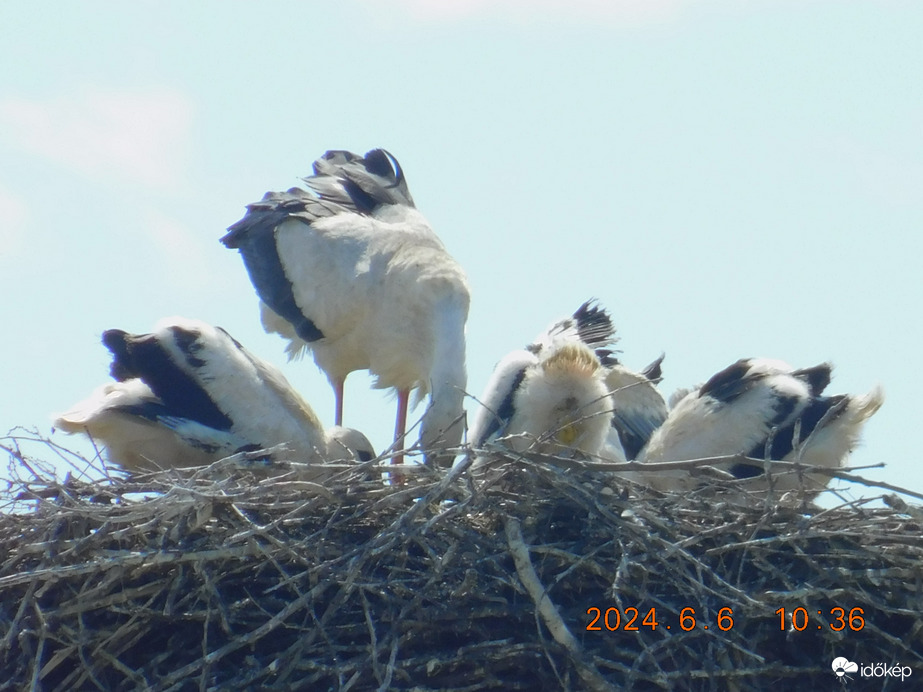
504;516;616;692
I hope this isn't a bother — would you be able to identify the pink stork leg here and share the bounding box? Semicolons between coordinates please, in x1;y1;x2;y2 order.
393;388;410;466
334;379;345;427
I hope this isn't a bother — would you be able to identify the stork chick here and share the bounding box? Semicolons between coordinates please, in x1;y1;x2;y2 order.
54;317;375;476
468;300;614;461
598;351;668;463
636;358;883;496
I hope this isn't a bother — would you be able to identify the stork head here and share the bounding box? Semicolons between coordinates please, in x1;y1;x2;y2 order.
327;426;376;463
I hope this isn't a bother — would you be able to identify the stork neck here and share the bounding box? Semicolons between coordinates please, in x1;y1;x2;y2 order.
420;295;468;465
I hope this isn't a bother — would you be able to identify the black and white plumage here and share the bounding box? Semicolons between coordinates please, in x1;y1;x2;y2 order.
525;299;615;358
222;149;469;465
641;358;825;464
467;301;614;460
637;357;884;494
598;351;668;463
54;317;375;474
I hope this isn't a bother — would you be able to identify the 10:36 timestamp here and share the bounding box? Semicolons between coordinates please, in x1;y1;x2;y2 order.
776;606;865;631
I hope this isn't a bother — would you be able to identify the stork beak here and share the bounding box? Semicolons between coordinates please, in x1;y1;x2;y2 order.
557;424;578;446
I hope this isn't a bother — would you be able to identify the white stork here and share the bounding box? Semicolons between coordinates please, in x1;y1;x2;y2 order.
54;317;375;475
636;357;884;495
467;301;614;461
222;149;469;466
597;350;668;463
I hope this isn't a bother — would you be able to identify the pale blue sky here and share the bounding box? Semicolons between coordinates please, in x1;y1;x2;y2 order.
2;1;920;503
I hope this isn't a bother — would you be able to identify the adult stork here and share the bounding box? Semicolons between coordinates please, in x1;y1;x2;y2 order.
467;301;614;461
54;317;375;476
222;149;469;466
637;358;884;495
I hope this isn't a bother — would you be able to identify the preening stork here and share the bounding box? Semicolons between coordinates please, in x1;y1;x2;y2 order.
637;357;884;495
467;301;614;461
54;317;375;475
222;149;470;466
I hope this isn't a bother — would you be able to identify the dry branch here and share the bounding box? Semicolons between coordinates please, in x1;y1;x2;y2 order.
1;432;922;690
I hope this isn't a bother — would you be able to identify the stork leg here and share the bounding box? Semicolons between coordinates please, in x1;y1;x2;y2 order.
334;378;345;427
393;388;410;466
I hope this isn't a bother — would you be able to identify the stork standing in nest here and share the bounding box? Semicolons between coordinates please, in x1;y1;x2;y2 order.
54;317;375;476
637;357;884;494
222;149;469;466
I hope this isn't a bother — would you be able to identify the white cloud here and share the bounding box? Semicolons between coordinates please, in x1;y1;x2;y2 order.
372;0;689;24
0;88;194;190
365;0;802;25
0;186;28;261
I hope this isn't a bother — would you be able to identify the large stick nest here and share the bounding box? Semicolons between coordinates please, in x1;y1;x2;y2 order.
2;431;922;691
